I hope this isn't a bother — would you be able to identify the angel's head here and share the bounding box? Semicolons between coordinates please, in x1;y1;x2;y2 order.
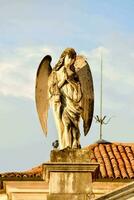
55;48;76;70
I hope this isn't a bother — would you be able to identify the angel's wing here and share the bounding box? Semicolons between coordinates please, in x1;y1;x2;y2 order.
75;55;94;136
35;55;52;135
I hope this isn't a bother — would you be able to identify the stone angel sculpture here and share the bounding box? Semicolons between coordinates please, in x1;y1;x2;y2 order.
35;48;94;150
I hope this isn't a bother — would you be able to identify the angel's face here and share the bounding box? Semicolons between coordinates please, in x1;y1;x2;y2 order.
64;54;75;68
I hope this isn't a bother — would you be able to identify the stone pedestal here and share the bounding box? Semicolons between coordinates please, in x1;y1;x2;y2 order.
50;148;92;163
43;149;99;200
47;194;90;200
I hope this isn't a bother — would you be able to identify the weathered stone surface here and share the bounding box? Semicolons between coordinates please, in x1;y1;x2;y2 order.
43;162;99;182
92;181;128;199
0;194;7;200
4;181;49;200
11;193;47;200
47;193;90;200
43;150;99;200
49;172;92;194
50;148;92;162
43;162;99;200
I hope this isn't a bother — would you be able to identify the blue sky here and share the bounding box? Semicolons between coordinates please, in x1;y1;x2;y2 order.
0;0;134;172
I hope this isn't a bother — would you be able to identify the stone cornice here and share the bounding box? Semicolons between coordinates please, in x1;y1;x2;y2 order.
43;162;99;182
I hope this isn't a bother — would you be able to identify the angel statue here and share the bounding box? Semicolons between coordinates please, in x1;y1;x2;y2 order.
35;48;94;150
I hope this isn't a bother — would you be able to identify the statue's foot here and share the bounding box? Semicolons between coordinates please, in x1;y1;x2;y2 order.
72;145;77;149
72;143;81;149
78;144;81;149
61;146;71;151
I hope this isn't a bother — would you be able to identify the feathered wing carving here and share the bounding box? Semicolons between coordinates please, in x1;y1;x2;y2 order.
35;55;52;135
74;55;94;136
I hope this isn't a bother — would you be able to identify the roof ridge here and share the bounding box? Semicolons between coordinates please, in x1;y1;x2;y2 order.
86;142;134;148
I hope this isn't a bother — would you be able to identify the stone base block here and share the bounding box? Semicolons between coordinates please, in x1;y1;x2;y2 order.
43;162;99;197
49;172;92;194
47;193;90;200
50;148;91;163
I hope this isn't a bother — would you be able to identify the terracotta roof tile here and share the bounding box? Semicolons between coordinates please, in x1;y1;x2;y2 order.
94;146;107;178
106;144;120;178
99;144;114;178
87;142;134;179
125;146;134;172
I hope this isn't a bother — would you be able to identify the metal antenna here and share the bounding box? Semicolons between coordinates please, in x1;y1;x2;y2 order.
94;51;112;140
100;52;103;139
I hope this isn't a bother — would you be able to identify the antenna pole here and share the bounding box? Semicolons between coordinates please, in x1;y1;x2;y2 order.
100;53;103;140
94;51;112;140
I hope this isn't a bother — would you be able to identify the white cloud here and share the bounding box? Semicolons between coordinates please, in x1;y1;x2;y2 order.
0;45;57;100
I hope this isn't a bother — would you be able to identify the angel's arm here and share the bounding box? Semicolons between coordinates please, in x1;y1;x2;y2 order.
48;71;60;100
58;78;66;88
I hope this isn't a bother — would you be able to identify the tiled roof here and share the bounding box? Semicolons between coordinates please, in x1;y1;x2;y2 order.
0;165;42;179
86;142;134;179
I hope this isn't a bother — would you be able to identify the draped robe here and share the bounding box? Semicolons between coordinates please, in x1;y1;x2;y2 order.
48;66;82;149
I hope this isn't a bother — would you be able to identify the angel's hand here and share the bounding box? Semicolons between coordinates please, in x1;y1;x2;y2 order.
58;68;68;88
63;67;69;79
58;79;66;88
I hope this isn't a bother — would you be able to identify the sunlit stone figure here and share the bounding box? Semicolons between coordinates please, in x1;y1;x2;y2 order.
35;48;94;149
